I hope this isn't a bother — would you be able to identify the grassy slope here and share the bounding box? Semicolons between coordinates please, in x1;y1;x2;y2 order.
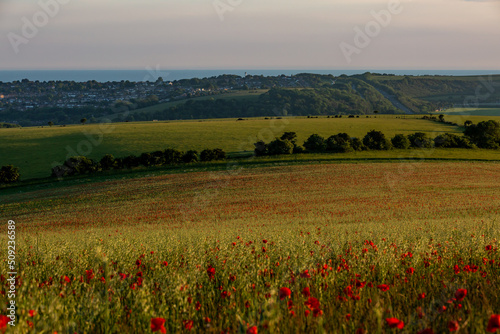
1;117;481;180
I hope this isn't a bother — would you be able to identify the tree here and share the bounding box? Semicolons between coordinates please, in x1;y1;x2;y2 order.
391;134;410;149
408;132;433;148
100;154;116;170
139;153;155;167
464;120;500;149
182;150;199;163
123;155;140;169
80;118;87;125
254;140;268;156
438;114;445;122
48;121;54;127
363;130;392;150
280;132;297;143
434;133;475;149
464;120;473;127
267;138;294;155
326;133;353;153
351;138;366;151
303;134;327;153
0;165;20;184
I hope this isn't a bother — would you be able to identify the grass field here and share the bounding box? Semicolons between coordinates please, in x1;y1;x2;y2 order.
1;116;488;180
1;162;499;333
439;108;500;117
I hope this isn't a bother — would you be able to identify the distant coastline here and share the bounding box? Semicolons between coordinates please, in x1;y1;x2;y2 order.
1;69;500;83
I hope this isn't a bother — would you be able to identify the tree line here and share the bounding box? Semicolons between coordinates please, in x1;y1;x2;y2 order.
50;148;227;179
254;120;500;156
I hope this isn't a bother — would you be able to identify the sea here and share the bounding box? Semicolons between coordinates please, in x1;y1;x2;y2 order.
0;69;499;83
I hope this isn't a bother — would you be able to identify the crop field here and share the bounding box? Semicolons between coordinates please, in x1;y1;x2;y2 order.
1;162;499;333
0;117;487;180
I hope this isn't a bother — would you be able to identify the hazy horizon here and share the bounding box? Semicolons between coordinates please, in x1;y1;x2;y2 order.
1;0;499;71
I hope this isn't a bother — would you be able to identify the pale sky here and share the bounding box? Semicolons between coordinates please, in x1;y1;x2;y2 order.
0;0;499;70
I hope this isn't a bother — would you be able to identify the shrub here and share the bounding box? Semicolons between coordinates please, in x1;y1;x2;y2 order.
434;133;475;149
464;120;500;149
363;130;392;150
0;165;20;184
326;133;353;153
122;155;140;169
182;150;199;163
408;132;433;148
139;153;155;167
303;134;327;153
200;149;226;162
254;140;268;156
391;134;410;149
351;138;366;151
52;156;97;177
163;149;184;165
267;138;294;155
100;154;116;170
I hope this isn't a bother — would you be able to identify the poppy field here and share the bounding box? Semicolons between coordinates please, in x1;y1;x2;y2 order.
1;162;500;333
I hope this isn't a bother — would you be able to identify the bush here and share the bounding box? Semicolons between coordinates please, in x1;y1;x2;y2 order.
434;133;475;149
464;120;500;149
100;154;116;170
122;155;140;169
351;138;366;151
163;149;184;165
254;140;268;156
0;165;20;184
363;130;392;150
182;150;199;163
52;156;97;177
391;134;410;149
267;138;294;155
303;134;327;153
139;153;155;167
408;132;433;148
200;149;226;162
326;133;353;153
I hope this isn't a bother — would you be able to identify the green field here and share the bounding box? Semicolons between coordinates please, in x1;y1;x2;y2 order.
2;117;486;180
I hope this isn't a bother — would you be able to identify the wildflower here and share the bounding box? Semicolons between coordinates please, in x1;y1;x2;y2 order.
279;287;291;300
487;315;500;333
385;318;404;329
150;318;166;334
377;284;390;292
448;320;459;332
28;310;36;317
247;326;258;334
302;287;311;297
183;320;193;331
455;289;467;301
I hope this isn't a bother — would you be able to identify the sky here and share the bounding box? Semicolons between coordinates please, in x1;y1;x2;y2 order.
0;0;499;70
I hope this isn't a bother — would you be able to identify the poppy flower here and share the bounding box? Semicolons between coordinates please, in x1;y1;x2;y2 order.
302;287;311;297
162;261;168;266
304;297;320;310
300;270;311;278
28;310;36;317
487;314;500;333
183;320;193;331
0;315;8;330
406;267;415;275
63;276;71;284
150;318;166;334
377;284;390;292
455;289;467;301
346;314;351;321
27;320;33;328
279;287;291;300
417;293;426;300
385;318;404;329
247;326;258;334
448;320;459;332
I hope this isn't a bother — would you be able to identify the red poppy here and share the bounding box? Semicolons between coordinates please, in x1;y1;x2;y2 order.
377;284;390;292
417;293;426;300
300;270;311;278
487;314;500;333
0;315;7;333
262;240;268;244
183;320;193;331
486;245;492;251
279;287;291;300
406;267;415;275
304;297;320;310
385;318;404;329
27;320;33;328
204;317;211;323
28;310;36;317
455;289;467;301
448;320;459;332
346;314;351;321
247;326;258;334
302;287;311;297
207;266;216;280
63;276;71;284
162;261;168;266
150;318;166;334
